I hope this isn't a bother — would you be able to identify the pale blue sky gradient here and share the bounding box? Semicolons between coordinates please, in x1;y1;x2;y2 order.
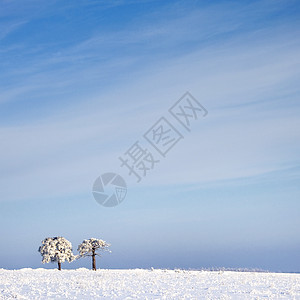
0;0;299;272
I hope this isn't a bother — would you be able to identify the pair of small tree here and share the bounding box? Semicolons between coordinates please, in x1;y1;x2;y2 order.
38;237;110;270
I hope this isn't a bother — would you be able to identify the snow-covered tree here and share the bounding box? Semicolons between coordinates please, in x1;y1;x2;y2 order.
38;237;76;270
77;238;111;271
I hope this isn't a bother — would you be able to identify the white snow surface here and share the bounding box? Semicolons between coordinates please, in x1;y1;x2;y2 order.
0;268;299;299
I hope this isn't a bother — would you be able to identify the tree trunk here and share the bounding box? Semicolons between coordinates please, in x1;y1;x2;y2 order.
92;249;96;271
58;261;61;271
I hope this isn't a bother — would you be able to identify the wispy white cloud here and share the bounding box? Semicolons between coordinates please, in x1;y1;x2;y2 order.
0;0;299;203
0;20;27;41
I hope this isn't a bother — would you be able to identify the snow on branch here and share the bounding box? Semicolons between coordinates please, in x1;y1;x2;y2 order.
77;238;111;257
38;237;76;264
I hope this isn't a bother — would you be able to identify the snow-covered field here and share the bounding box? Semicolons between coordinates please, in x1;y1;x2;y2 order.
0;268;299;299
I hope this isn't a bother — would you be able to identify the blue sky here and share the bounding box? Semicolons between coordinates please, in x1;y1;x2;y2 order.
0;0;299;272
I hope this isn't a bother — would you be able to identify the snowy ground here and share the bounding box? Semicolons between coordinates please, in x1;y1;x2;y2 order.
0;268;299;299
